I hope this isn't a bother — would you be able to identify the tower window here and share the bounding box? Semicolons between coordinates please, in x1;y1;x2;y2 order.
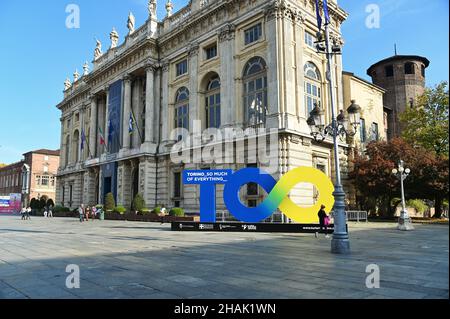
405;62;415;75
385;65;394;77
421;65;425;77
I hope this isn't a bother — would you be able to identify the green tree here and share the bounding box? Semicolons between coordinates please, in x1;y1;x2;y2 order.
39;195;49;209
104;193;115;211
46;198;55;208
131;193;146;213
400;81;449;156
350;138;449;217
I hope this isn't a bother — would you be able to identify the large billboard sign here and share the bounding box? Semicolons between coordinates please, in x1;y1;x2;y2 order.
183;167;335;223
0;193;22;214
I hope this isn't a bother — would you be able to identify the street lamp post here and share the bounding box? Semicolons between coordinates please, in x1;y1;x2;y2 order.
392;160;414;231
307;22;361;254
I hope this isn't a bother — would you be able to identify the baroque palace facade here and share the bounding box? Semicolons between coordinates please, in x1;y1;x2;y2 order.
56;0;363;216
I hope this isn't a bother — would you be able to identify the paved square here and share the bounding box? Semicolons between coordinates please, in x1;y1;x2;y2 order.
0;216;448;299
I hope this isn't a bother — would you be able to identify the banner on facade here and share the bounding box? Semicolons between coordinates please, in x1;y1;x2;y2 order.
0;193;22;214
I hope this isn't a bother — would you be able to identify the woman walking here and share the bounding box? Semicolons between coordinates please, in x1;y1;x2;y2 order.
316;204;330;238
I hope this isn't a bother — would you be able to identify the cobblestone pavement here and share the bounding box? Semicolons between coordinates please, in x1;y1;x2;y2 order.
0;215;448;299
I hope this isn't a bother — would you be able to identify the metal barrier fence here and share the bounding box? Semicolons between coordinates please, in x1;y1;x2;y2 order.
345;210;368;222
216;210;369;223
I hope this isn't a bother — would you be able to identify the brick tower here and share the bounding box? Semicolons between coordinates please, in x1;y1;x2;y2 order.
367;55;430;139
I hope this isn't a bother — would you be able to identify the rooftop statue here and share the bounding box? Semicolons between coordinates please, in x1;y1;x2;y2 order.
127;12;136;34
148;0;157;18
64;78;72;91
110;27;119;49
94;39;103;60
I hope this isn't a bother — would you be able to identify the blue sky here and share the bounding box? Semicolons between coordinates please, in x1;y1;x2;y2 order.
0;0;448;164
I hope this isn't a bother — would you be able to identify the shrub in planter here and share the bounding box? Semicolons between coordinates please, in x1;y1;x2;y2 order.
104;193;115;211
30;198;39;210
132;193;146;213
152;207;162;215
114;206;127;215
169;207;185;217
140;208;151;215
53;205;70;213
407;199;428;214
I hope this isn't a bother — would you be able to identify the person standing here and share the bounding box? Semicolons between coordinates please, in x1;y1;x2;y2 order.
26;207;31;220
79;204;85;223
43;207;48;218
85;206;90;221
21;207;26;220
159;206;167;225
91;206;97;221
48;205;53;218
316;204;330;238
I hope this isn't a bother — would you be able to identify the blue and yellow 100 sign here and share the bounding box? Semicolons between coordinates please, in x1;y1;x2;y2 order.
183;167;334;224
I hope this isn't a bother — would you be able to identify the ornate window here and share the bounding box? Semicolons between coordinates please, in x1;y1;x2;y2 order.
304;31;316;49
174;87;189;130
243;57;268;126
304;62;322;114
176;60;188;77
205;44;217;60
244;23;262;45
205;76;221;128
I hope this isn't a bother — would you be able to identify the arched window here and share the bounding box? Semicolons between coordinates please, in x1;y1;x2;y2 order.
304;62;322;114
243;57;268;126
405;62;415;75
205;76;221;128
174;87;189;130
65;135;70;166
72;130;79;164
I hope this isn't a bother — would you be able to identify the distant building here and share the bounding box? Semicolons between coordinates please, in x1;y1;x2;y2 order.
342;71;387;150
0;149;60;206
367;55;430;139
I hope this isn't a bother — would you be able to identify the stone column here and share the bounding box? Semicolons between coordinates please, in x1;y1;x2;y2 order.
68;112;74;164
89;95;98;158
160;62;170;143
188;44;199;129
122;75;132;150
78;105;86;163
264;5;281;129
145;64;155;144
218;24;236;126
59;117;66;166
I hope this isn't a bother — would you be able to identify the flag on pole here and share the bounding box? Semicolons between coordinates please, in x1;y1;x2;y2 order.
128;113;134;134
315;0;331;31
323;0;330;25
99;127;106;145
80;128;86;151
107;119;113;146
315;0;323;31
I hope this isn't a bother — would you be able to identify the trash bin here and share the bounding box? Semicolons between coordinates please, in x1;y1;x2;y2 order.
99;209;105;220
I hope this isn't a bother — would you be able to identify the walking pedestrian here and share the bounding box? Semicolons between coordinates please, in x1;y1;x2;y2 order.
79;204;85;223
21;207;26;220
48;205;53;218
315;204;330;238
43;207;48;218
26;207;31;220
